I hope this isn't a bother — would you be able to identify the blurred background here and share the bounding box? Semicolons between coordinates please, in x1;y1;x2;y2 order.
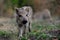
0;0;60;18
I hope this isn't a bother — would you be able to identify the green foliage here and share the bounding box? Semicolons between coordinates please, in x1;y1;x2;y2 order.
18;22;60;40
0;20;60;40
20;32;50;40
4;0;18;9
0;31;11;37
0;30;18;40
11;0;18;5
21;37;27;40
4;0;33;9
32;22;57;32
18;0;33;7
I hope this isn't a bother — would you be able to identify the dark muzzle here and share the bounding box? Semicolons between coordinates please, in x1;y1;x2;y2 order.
22;20;27;24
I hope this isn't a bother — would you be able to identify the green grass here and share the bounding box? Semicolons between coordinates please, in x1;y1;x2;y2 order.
0;30;11;37
18;22;60;40
32;22;59;32
0;18;60;40
0;30;18;40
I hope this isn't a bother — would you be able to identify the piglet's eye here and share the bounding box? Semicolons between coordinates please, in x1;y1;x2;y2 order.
26;14;28;16
18;15;22;17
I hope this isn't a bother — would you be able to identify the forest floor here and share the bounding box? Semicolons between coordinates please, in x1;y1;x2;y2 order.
0;17;60;40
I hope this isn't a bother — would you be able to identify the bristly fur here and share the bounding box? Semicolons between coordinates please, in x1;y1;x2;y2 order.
16;6;33;39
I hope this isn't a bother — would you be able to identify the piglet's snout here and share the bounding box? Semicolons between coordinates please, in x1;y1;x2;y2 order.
22;20;27;24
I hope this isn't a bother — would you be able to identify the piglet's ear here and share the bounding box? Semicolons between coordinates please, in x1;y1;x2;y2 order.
16;8;19;13
15;8;20;15
25;8;29;12
14;7;19;13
